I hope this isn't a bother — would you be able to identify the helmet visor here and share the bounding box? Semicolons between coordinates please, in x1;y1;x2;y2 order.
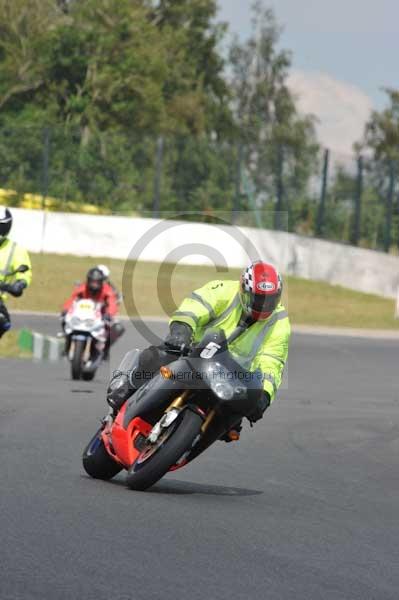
241;290;279;316
0;221;11;238
88;279;102;293
252;293;279;314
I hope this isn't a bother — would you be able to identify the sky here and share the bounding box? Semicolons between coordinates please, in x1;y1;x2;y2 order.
217;0;398;155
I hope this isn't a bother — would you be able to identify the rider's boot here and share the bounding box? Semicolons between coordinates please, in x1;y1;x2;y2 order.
106;373;136;414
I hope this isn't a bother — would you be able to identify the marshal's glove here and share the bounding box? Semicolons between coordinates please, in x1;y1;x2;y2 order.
7;280;27;297
164;321;193;352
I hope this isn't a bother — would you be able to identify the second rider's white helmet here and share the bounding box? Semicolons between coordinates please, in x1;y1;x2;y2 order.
97;264;110;279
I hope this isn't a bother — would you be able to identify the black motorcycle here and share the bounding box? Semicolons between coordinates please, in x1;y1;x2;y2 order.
82;329;264;491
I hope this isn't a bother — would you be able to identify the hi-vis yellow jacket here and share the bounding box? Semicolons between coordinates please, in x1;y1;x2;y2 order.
170;280;290;402
0;239;32;301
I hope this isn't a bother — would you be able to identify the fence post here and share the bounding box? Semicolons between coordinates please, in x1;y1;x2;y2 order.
351;155;363;246
152;136;164;218
384;160;395;253
316;148;329;237
40;127;50;253
41;127;50;209
274;145;284;230
232;143;243;223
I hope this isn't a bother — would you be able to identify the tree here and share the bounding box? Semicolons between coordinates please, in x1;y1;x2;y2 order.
359;88;399;250
152;0;231;135
228;2;318;227
362;88;399;162
0;0;64;114
50;0;169;140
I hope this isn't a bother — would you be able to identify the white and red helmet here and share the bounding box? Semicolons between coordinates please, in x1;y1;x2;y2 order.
239;261;283;320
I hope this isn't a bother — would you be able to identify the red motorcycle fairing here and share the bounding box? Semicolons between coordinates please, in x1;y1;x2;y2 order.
101;403;153;468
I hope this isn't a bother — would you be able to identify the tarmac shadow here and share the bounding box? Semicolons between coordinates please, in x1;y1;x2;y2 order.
148;479;263;497
82;473;263;497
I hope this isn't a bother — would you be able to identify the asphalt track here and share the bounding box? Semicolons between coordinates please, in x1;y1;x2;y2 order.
1;316;399;600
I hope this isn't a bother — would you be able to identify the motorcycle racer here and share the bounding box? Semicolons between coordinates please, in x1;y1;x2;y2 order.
108;261;290;441
62;267;124;356
0;207;32;338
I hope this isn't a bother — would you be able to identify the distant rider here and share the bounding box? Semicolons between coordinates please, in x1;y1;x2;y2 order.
107;261;291;441
62;267;124;356
0;207;32;338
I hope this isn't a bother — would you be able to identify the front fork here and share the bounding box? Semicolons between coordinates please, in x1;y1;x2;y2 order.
147;390;217;446
68;337;92;362
167;390;216;432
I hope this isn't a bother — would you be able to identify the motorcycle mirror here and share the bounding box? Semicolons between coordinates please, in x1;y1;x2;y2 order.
17;264;29;273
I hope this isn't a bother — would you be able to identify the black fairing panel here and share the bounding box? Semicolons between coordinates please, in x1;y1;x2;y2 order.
122;358;193;428
190;329;228;358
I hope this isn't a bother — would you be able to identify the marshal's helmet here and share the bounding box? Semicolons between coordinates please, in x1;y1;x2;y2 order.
239;260;283;320
0;207;12;244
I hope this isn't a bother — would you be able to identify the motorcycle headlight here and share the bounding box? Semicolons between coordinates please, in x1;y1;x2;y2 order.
84;319;95;328
210;380;234;400
202;363;248;401
71;317;81;327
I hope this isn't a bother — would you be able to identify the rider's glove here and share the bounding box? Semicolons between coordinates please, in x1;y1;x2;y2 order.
164;321;193;352
7;280;27;297
248;391;271;423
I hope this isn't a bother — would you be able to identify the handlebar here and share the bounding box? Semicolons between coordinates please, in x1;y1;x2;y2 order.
0;265;29;293
3;264;29;278
160;342;191;356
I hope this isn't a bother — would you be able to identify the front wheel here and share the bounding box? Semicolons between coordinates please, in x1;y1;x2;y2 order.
126;409;202;491
82;428;122;480
71;339;85;380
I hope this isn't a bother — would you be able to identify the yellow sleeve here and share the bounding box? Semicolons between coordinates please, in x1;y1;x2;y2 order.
252;317;291;402
170;280;236;333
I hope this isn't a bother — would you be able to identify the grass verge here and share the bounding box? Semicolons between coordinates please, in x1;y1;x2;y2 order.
0;330;32;359
5;251;399;330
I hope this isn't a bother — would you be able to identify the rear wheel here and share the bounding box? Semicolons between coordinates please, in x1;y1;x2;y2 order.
71;339;85;380
126;409;202;491
82;428;122;480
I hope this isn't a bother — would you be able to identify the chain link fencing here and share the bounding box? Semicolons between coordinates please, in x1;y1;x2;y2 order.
0;126;397;253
